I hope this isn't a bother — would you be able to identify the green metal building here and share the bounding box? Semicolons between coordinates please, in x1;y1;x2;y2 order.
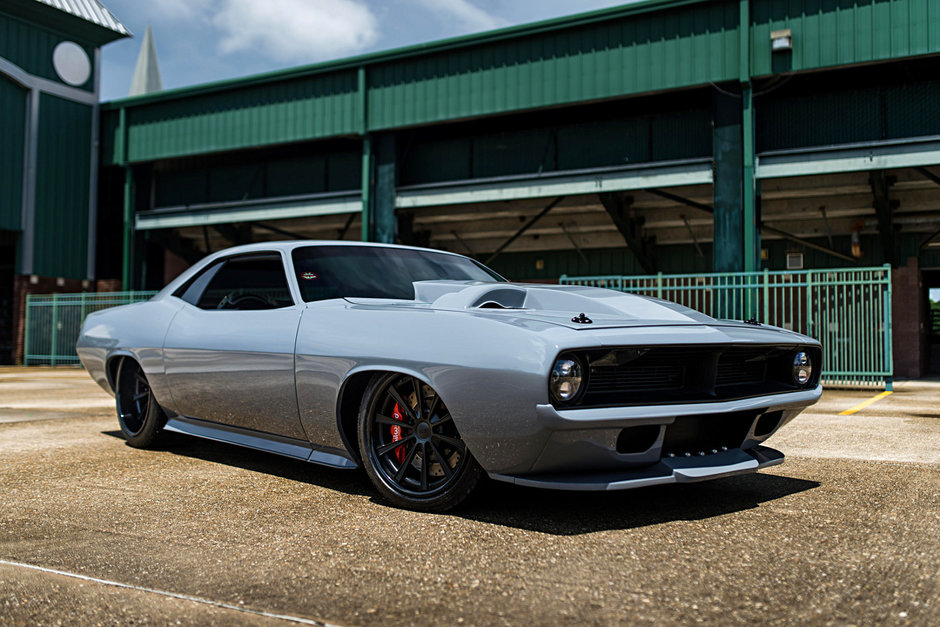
0;0;128;362
6;0;940;377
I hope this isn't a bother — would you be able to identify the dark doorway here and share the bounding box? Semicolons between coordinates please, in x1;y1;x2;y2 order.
922;268;940;374
0;231;16;364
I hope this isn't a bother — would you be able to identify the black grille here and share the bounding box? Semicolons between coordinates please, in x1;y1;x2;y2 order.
716;348;768;386
566;344;820;408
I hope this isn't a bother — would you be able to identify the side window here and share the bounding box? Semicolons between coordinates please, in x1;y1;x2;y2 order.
176;255;294;310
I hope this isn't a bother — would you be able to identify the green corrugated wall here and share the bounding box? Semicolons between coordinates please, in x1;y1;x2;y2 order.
122;72;360;163
100;0;940;167
0;11;95;91
0;75;25;231
32;94;91;278
367;1;739;130
751;0;939;76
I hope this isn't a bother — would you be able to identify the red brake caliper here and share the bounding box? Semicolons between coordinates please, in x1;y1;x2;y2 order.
391;402;405;462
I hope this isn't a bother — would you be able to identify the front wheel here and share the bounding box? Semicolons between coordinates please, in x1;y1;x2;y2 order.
358;373;483;512
115;357;166;448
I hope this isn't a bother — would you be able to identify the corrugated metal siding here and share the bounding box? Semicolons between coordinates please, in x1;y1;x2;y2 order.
122;72;360;163
757;78;940;151
33;94;91;278
0;76;26;231
0;11;95;89
367;1;739;130
34;0;128;36
751;0;939;76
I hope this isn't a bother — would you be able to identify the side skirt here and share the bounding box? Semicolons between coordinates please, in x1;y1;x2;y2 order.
163;416;359;470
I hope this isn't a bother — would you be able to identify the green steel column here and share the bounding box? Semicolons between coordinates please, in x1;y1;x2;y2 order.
712;90;743;275
360;136;372;242
742;85;758;272
122;166;134;289
373;134;397;244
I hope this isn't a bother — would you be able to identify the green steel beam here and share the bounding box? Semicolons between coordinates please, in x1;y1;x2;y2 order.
396;161;713;208
134;193;360;230
756;138;940;178
484;196;564;266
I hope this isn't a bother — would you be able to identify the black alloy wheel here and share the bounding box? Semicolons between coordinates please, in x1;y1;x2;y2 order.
115;357;166;448
359;373;482;511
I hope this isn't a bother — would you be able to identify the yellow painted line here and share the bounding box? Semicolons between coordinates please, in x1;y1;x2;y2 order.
839;390;893;415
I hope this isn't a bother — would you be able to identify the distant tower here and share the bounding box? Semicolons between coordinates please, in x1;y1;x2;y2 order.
129;25;163;96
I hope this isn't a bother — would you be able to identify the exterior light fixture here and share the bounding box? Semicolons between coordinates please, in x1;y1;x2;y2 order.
771;29;792;52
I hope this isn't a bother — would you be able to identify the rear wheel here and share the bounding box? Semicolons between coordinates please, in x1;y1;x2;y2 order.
115;357;166;448
358;373;482;512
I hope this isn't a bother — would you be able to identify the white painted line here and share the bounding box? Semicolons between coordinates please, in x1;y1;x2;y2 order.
0;559;341;626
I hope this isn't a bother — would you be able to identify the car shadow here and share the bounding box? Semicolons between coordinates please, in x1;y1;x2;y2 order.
102;429;819;535
455;472;820;534
100;430;374;498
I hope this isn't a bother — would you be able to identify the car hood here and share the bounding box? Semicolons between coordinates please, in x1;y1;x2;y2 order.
345;280;768;331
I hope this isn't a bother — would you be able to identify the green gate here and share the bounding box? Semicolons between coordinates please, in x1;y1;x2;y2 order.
24;291;158;366
560;266;893;389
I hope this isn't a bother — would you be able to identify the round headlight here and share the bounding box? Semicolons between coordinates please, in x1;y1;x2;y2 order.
550;358;583;403
792;351;812;386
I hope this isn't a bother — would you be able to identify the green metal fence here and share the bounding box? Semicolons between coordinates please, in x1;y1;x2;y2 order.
24;291;158;366
560;266;893;389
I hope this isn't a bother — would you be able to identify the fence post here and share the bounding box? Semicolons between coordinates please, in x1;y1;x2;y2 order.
50;293;59;368
23;294;32;366
80;291;88;323
884;263;893;391
656;272;663;299
762;268;769;323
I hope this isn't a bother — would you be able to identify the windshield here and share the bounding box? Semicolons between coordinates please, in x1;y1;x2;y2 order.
291;245;504;302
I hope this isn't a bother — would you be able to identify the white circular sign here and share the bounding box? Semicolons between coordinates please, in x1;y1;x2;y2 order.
52;41;91;86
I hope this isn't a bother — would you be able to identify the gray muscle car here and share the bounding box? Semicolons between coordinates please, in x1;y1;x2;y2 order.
77;241;822;511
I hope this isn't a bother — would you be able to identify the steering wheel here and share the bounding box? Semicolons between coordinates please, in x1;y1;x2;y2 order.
216;293;272;310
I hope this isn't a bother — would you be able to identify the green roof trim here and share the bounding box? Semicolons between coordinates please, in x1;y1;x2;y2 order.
101;0;707;109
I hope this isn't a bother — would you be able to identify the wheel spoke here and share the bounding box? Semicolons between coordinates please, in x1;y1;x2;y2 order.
377;433;416;457
432;433;465;453
412;378;424;420
386;385;417;421
429;440;454;480
135;372;148;387
430;413;453;428
394;442;420;483
133;391;149;401
426;394;440;421
374;413;414;429
420;443;429;491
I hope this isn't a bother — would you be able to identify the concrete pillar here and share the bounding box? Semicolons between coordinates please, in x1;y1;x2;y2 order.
892;256;926;379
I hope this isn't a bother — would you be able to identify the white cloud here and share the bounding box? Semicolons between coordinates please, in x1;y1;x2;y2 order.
147;0;202;22
413;0;508;32
212;0;379;63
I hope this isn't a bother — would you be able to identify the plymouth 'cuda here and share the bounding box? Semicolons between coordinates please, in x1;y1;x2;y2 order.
77;241;821;511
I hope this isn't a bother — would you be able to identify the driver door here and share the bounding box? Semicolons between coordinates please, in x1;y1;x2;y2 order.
163;252;307;441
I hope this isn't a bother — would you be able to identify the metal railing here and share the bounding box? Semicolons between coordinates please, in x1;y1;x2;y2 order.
24;291;158;366
560;265;893;389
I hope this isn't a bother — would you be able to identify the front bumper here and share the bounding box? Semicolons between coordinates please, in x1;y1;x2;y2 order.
503;385;821;477
489;445;785;491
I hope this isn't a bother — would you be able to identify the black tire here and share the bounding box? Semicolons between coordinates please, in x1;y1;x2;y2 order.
358;373;483;512
114;357;166;449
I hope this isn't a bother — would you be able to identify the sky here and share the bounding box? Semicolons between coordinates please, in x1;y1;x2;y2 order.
99;0;635;101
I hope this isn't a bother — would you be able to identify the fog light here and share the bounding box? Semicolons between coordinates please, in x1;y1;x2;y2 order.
550;358;583;403
793;351;812;386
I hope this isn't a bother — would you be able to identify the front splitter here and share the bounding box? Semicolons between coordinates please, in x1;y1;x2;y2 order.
488;445;784;491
